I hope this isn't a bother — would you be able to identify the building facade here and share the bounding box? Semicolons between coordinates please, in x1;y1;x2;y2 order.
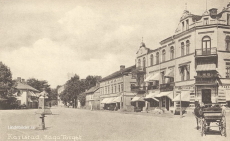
135;3;230;113
99;65;136;111
15;77;40;109
85;85;100;110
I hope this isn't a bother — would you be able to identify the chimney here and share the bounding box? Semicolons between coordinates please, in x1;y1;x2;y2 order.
120;65;125;71
209;8;217;16
17;77;21;82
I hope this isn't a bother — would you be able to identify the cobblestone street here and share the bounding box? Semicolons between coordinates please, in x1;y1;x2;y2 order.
0;107;229;141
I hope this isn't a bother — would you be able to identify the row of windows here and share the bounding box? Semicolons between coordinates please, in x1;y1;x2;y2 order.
101;84;124;95
138;35;230;68
138;40;190;67
103;77;123;85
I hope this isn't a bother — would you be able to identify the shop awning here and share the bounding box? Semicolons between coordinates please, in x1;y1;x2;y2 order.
113;96;121;102
28;97;33;102
144;73;160;82
131;96;145;102
101;98;110;104
226;90;230;101
172;91;190;102
105;97;116;104
164;69;174;78
28;91;37;97
144;92;159;101
155;91;173;99
196;64;216;71
144;74;153;82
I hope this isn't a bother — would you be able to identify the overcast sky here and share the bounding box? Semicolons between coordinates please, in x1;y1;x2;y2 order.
0;0;228;88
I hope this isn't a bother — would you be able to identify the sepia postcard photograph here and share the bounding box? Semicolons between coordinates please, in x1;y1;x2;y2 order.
0;0;230;141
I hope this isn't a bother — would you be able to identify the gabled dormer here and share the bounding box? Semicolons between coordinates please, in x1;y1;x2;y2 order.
175;10;197;33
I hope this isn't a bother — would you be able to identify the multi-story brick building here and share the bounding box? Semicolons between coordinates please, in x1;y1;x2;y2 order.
99;65;136;111
135;3;230;113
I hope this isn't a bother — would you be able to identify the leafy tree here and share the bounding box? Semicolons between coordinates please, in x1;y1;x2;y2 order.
60;75;85;106
0;62;13;98
49;88;58;100
0;62;17;109
26;78;51;97
85;75;101;90
59;74;101;107
78;92;86;106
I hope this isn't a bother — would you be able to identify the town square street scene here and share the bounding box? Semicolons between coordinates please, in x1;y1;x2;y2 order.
0;0;230;141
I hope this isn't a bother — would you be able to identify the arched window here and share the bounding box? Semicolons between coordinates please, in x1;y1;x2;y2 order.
138;59;141;67
156;52;159;64
202;36;211;55
181;42;184;56
170;46;174;59
143;57;146;68
162;50;166;62
226;36;230;51
150;54;153;66
186;40;190;55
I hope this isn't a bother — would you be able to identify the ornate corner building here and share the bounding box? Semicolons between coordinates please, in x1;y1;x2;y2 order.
135;3;230;112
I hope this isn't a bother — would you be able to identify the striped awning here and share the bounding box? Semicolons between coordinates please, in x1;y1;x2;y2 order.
144;73;160;82
28;91;37;97
131;96;145;102
164;69;174;78
105;98;116;104
113;96;121;102
155;91;173;99
144;92;159;101
101;98;110;104
172;91;190;102
196;64;216;71
28;97;33;102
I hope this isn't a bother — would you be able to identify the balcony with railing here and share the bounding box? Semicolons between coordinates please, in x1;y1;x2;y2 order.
147;85;159;90
195;47;217;57
131;85;147;92
160;82;175;92
195;78;217;85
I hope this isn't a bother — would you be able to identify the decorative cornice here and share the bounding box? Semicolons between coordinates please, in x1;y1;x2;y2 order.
223;31;230;34
178;35;192;42
198;31;214;34
218;50;230;53
168;41;175;46
178;61;191;67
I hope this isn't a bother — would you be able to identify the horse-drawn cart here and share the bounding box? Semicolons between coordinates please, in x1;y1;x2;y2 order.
200;104;226;137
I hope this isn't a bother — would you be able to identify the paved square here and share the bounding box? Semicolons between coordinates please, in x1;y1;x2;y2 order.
0;107;229;141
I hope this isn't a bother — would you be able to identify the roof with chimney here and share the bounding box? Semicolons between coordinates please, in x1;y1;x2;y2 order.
100;65;136;82
15;82;39;92
85;85;100;94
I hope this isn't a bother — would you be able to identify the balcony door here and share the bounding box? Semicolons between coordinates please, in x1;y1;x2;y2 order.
202;89;211;104
202;36;211;55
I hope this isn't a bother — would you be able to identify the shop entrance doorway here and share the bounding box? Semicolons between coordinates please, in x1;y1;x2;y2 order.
202;89;211;104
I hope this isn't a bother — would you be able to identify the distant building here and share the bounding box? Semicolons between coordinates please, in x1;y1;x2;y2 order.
85;84;100;110
15;77;40;108
99;65;136;111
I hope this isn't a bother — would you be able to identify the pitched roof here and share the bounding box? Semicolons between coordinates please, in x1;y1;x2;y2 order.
85;86;100;94
100;65;136;82
15;82;39;92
